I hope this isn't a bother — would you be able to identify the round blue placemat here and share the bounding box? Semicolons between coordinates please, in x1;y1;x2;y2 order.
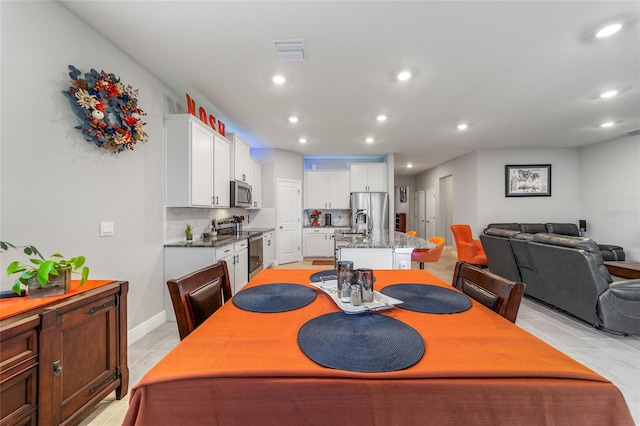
380;283;472;314
298;312;425;373
310;270;338;282
233;283;317;313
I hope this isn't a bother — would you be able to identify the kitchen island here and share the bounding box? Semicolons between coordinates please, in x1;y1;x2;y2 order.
335;230;435;269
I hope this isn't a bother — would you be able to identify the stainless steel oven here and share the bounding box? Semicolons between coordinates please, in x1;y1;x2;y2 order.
249;235;264;280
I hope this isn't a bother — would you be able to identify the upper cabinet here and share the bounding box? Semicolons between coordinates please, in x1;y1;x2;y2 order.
249;158;262;209
166;114;230;207
304;170;350;209
349;163;387;192
227;133;251;183
213;135;231;207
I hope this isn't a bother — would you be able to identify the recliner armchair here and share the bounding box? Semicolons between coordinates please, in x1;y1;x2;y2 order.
450;224;487;266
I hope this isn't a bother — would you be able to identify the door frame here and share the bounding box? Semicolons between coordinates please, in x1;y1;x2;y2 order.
276;178;302;265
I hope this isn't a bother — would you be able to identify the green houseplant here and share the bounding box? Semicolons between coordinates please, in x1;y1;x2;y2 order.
185;223;193;241
1;241;89;297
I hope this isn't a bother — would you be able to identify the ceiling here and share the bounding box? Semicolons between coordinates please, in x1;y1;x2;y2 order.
60;1;640;175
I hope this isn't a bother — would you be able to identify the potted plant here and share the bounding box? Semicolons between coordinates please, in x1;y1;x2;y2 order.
185;223;193;241
1;241;90;298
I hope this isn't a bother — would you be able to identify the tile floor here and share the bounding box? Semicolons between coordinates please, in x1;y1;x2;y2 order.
79;251;640;425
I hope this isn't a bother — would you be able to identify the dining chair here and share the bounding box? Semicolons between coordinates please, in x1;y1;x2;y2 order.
167;261;232;340
450;224;487;266
451;261;525;323
411;237;445;269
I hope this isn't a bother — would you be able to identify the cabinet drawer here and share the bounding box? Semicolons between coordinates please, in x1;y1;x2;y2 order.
0;365;38;425
1;315;39;376
234;240;248;251
216;244;234;259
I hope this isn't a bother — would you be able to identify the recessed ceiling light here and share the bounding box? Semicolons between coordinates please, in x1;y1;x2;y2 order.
298;138;307;143
365;137;374;143
600;121;615;128
397;71;412;81
376;115;387;122
272;75;286;85
600;90;618;98
288;116;299;123
596;23;622;38
457;123;469;131
407;163;413;168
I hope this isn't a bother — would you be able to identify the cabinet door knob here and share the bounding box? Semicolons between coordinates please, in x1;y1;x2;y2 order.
53;360;63;378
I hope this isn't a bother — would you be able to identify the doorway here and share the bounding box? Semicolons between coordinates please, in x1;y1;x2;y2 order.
426;188;436;239
276;179;302;265
439;175;453;246
414;190;426;238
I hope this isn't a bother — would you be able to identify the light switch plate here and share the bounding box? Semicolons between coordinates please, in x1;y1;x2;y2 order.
100;221;114;237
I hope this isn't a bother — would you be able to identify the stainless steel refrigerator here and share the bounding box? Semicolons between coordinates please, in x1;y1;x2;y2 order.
350;192;389;232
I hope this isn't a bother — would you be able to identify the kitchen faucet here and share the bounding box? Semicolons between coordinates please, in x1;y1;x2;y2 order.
354;209;372;235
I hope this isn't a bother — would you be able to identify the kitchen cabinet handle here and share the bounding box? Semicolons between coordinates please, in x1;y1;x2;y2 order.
215;196;219;205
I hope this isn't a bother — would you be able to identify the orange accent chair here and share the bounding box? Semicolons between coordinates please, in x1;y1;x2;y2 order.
411;237;445;269
450;224;487;266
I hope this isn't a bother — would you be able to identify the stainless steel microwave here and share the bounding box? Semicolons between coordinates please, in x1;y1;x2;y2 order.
230;180;252;208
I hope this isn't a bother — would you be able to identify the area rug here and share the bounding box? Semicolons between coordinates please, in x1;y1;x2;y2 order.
312;260;335;265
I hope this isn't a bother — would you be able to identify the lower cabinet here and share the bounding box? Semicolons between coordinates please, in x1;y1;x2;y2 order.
0;281;128;426
263;231;275;268
303;228;334;257
216;241;248;295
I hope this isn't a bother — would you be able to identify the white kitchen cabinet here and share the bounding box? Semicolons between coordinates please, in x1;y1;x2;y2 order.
213;135;231;207
304;170;350;209
263;231;275;268
303;228;334;257
227;133;251;183
349;163;387;192
216;240;249;295
249;158;262;209
166;115;214;207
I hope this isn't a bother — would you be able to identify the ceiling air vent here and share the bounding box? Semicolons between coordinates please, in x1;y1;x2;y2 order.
274;39;306;61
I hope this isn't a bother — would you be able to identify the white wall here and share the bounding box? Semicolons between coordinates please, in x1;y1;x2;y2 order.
415;151;479;236
580;135;640;261
475;148;582;227
0;1;225;332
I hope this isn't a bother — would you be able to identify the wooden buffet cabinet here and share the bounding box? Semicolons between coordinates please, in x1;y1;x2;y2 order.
0;281;128;426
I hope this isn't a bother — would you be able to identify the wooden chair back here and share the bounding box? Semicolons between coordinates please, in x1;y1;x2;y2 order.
167;261;232;340
452;261;525;323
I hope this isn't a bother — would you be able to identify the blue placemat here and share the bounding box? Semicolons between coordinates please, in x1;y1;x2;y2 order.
298;312;425;373
310;270;338;282
380;283;472;314
233;283;317;313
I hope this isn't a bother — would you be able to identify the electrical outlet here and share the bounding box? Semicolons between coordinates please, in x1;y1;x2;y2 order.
399;261;409;269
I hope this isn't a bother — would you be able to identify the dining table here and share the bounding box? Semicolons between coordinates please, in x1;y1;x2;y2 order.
123;268;634;425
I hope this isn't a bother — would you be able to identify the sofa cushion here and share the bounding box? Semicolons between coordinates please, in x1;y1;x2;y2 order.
484;228;521;238
545;223;580;236
519;223;547;234
532;233;613;284
514;233;536;241
486;223;521;232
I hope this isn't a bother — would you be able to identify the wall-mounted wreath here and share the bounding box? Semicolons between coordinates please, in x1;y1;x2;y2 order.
63;65;148;153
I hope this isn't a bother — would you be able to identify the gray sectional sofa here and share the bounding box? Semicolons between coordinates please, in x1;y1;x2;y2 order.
480;224;640;335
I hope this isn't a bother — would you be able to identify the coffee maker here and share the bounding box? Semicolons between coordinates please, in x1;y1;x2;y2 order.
324;213;332;226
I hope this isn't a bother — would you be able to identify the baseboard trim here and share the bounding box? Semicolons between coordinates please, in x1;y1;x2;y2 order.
128;310;166;345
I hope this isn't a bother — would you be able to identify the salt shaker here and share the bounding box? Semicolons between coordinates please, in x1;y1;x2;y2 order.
350;284;362;306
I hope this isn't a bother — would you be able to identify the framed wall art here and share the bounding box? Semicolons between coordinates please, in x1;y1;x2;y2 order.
505;164;551;197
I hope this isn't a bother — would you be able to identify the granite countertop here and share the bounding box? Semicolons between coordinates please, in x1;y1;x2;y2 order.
334;230;435;249
303;225;350;229
165;228;275;248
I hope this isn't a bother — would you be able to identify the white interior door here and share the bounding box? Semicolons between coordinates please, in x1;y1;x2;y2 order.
415;190;426;238
426;188;436;239
277;179;301;265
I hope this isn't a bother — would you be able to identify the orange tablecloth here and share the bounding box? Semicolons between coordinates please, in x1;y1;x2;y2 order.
123;269;633;425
